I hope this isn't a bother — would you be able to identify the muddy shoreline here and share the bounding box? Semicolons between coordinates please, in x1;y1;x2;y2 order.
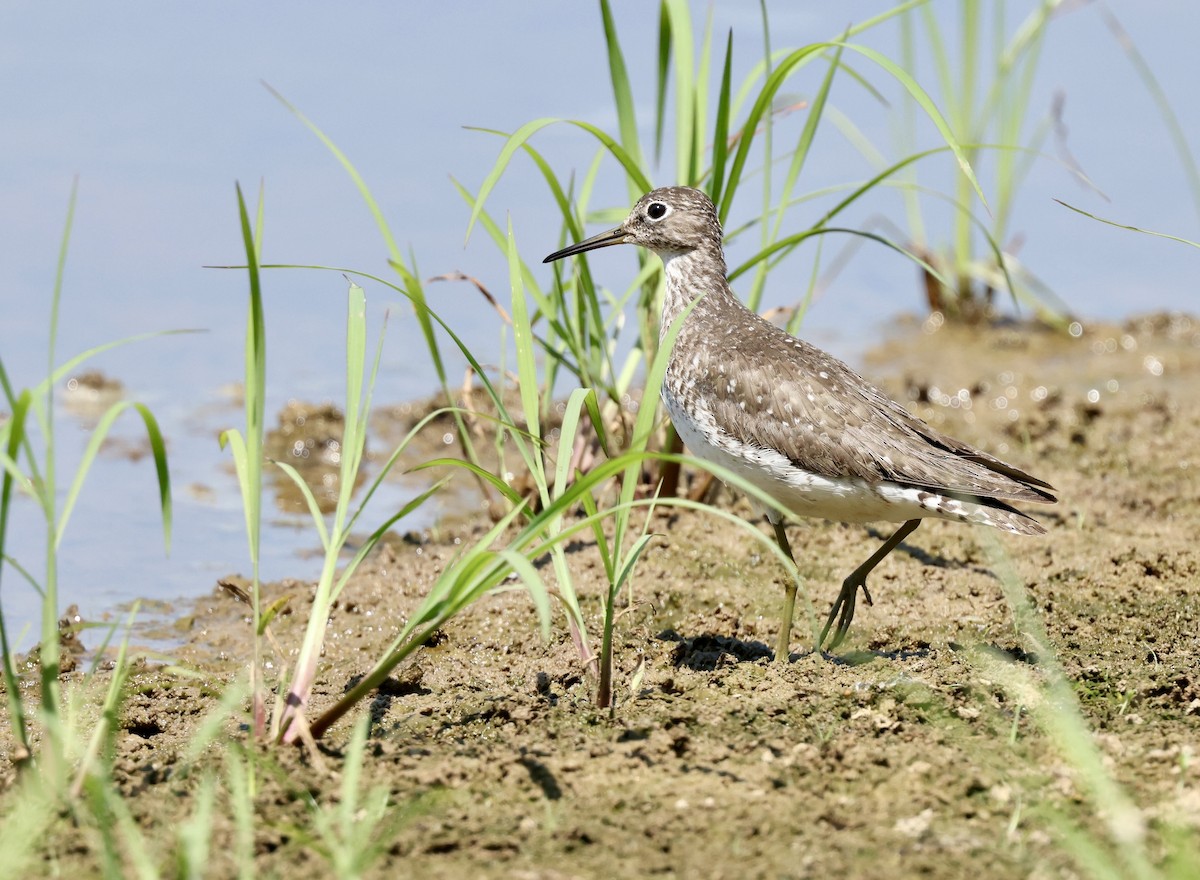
6;314;1200;878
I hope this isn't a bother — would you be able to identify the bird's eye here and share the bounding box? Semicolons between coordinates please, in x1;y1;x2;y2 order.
646;202;669;221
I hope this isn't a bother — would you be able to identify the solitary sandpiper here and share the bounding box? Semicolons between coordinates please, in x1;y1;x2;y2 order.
544;186;1056;657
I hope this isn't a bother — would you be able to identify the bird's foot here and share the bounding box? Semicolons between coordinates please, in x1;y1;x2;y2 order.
818;577;871;651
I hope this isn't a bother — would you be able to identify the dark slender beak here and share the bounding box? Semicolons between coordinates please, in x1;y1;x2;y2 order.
542;225;629;263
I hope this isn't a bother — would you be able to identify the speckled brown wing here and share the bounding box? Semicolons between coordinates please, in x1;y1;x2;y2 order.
683;312;1056;506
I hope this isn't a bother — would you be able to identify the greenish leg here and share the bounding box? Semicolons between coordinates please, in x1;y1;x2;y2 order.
771;519;798;664
819;519;921;651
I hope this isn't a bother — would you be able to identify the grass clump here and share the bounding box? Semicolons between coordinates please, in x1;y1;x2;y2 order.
0;182;180;873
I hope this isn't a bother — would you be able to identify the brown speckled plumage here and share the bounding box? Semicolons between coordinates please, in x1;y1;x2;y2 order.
545;186;1056;654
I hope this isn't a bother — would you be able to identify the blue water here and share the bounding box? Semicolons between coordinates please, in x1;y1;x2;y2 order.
2;2;1197;644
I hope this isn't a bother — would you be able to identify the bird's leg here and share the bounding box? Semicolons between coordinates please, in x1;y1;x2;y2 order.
820;519;921;651
770;518;798;664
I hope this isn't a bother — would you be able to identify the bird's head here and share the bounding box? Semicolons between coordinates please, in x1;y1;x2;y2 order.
543;186;722;264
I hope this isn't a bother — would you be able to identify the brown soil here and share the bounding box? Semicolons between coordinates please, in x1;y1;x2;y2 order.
5;314;1200;878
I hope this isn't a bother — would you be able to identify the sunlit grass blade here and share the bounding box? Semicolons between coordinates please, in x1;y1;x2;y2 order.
0;389;33;755
599;0;645;198
232;181;268;742
410;457;523;507
509;219;543;485
654;2;671;165
260;263;521;446
56;401;172;552
745;39;844;311
717;42;824;222
69;604;139;798
266;85;484;479
1099;6;1200;227
553;388;596;502
663;0;696;182
613;293;698;559
83;771;158;880
731;226;954;294
818;42;996;222
452;172;604;392
308;501;530;740
495;549;552;640
692;6;715;186
277;279;398;741
468;118;652;242
270;460;333;551
222;748;257;879
1054;200;1200;250
342;406;508;539
975;531;1160;880
0;773;55;875
507;214;594;667
597;526;658;710
176;773;216;879
708;29;734;205
328;481;447;599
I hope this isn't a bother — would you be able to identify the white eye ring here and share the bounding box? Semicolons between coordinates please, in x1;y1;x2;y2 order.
646;202;672;221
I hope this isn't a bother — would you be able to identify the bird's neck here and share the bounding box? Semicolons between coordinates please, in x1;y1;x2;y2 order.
658;245;737;341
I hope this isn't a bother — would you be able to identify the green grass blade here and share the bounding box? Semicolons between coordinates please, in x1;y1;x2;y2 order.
614;531;658;597
0;775;55;875
614;294;699;556
777;40;842;222
410;457;524;507
709;29;734;206
265;85;401;262
340;403;471;537
599;0;646;196
270;460;332;551
177;773;216;879
309;505;529;740
577;479;615;584
692;5;715;185
0;390;32;753
0;359;40;493
746;40;844;312
469;118;653;242
56;401;172;552
47;178;78;400
718;42;825;222
496;549;552;640
329;480;447;603
333;282;368;527
846;40;989;211
467;118;562;242
553;387;594;503
218;428;259;560
654;1;671;165
507;217;548;500
732;226;954;293
223;749;257;879
70;604;138;797
665;0;696;182
23;331;202;411
581;384;612;459
1100;8;1200;227
266;86;472;469
785;232;823;336
233;181;267;742
452;171;597;384
1055;200;1200;249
